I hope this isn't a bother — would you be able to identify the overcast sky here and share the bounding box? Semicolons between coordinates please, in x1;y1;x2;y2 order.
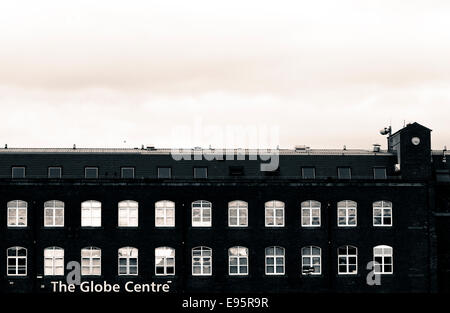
0;0;449;149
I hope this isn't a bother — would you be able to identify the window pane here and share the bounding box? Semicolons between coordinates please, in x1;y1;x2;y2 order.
12;167;25;178
48;167;62;178
374;168;387;179
302;167;315;179
194;167;208;179
85;168;98;179
158;167;172;179
338;167;351;179
121;168;134;179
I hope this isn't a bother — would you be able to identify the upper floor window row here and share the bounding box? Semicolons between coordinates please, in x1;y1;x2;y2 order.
9;166;389;180
9;166;173;179
5;200;393;228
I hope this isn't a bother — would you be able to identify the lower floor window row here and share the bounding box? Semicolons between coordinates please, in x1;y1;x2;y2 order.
6;245;393;277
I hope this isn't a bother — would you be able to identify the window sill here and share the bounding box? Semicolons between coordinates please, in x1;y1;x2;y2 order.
7;226;30;230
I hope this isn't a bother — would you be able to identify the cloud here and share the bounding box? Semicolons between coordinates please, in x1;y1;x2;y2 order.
0;1;449;148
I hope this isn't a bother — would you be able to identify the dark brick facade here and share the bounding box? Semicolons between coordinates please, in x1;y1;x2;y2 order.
0;122;448;293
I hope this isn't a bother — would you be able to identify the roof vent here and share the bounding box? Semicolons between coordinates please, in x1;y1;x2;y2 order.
373;144;381;152
146;146;156;151
4;144;7;149
295;145;309;151
73;144;76;150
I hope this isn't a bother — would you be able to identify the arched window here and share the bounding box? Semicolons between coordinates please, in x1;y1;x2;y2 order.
301;200;321;227
155;201;175;227
265;246;285;275
337;200;357;227
118;247;138;276
228;201;248;227
7;246;27;276
192;201;212;227
81;200;101;227
118;200;138;227
228;246;249;275
192;246;212;276
44;247;64;276
81;247;101;276
265;201;285;227
301;246;321;275
337;245;357;275
373;201;392;226
7;200;27;227
155;247;175;276
44;200;64;227
373;245;393;274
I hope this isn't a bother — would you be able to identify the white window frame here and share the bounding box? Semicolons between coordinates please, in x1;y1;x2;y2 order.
7;246;27;276
118;200;138;227
48;167;62;178
118;247;138;276
81;247;101;276
373;245;393;274
301;246;322;275
337;245;358;275
192;200;212;227
228;246;249;276
44;247;64;276
337;200;357;227
81;200;102;227
265;246;285;275
44;200;64;227
192;246;212;276
11;166;26;178
373;201;393;227
121;167;135;179
228;200;248;227
84;167;98;179
7;200;27;227
155;200;175;227
301;200;321;227
155;247;175;276
265;200;285;227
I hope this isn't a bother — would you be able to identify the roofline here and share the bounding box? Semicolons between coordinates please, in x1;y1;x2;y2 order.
0;147;395;156
390;122;432;137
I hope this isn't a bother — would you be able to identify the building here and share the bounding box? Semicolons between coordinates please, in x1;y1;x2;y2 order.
0;122;449;293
